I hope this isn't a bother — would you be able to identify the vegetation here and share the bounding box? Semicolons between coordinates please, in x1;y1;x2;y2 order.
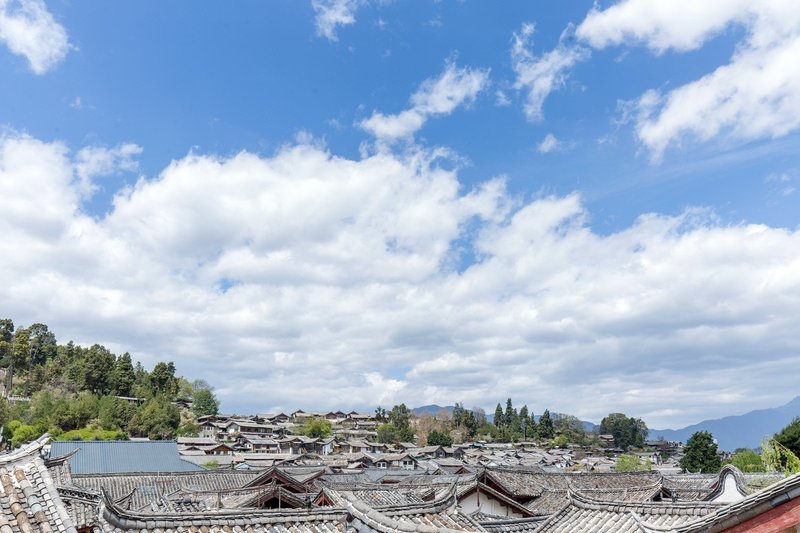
774;417;800;457
616;454;653;472
426;429;453;446
680;431;722;473
0;319;219;447
302;417;332;438
727;449;764;472
762;437;800;475
599;413;648;449
376;404;415;443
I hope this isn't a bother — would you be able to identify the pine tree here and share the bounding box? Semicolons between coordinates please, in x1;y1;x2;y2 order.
504;398;515;427
539;409;554;439
494;403;504;428
680;431;721;473
519;405;529;439
112;353;136;397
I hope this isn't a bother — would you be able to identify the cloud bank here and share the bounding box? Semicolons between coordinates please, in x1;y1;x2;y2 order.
1;131;799;427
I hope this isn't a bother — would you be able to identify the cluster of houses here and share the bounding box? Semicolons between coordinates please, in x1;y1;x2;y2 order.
182;412;694;476
4;435;799;533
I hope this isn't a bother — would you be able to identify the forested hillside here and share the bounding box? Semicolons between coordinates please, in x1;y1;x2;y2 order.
0;319;218;447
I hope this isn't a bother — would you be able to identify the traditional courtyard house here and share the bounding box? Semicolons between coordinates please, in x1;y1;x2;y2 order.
598;434;615;446
225;419;276;438
366;441;388;454
372;453;419;470
198;419;226;440
237;436;281;453
257;412;290;423
443;446;466;459
412;445;447;459
345;439;372;454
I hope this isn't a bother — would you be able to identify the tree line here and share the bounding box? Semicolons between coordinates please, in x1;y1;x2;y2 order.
0;319;219;446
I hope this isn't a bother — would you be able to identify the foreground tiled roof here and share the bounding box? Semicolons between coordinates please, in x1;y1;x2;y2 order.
533;491;722;533
69;469;266;510
672;470;800;532
98;478;485;533
0;436;77;533
49;441;204;475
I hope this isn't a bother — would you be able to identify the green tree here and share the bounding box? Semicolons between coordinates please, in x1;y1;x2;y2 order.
494;404;503;428
774;417;800;457
388;403;411;429
554;415;587;445
27;323;57;369
452;403;465;429
616;454;653;472
599;413;648;449
0;397;9;428
680;431;722;473
504;398;515;427
11;423;39;448
98;396;136;430
112;353;136;397
191;387;220;417
82;344;115;394
0;319;14;367
302;417;332;438
426;429;453;446
539;409;554;439
374;406;387;422
128;398;181;439
150;362;178;397
11;328;31;376
68;392;100;430
377;423;397;444
762;437;800;475
728;449;764;473
519;405;529;439
461;410;478;437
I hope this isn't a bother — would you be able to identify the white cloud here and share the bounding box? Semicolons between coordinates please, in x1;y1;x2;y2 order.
494;90;511;107
359;61;490;142
511;22;590;122
575;0;800;160
74;143;142;197
2;132;800;427
0;0;70;74
536;133;562;153
311;0;361;42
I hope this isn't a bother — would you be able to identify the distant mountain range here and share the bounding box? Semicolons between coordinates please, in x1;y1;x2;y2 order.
413;397;800;452
649;395;800;451
411;404;598;433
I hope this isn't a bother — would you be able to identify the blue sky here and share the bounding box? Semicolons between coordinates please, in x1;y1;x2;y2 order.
1;0;799;428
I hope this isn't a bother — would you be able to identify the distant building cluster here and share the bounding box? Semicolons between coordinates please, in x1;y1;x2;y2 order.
1;435;797;533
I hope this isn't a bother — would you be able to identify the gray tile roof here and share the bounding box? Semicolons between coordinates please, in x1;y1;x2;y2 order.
0;436;78;533
49;441;204;475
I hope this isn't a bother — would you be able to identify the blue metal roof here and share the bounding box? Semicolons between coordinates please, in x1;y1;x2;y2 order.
49;440;205;474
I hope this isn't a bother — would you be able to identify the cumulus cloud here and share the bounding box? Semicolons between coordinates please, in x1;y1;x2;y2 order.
74;143;142;197
575;0;800;160
511;22;590;122
359;61;490;142
311;0;361;42
2;132;800;427
0;0;70;74
536;133;562;153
